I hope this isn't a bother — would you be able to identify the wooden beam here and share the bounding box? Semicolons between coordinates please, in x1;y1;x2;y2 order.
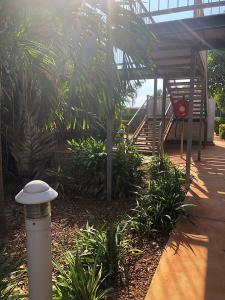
185;51;196;188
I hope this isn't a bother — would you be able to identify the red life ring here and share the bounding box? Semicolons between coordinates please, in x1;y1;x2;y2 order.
172;96;189;118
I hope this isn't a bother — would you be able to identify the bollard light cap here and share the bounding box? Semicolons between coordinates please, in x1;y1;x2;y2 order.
15;180;58;205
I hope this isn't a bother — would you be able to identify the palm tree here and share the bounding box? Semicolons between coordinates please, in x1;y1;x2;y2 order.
0;0;155;240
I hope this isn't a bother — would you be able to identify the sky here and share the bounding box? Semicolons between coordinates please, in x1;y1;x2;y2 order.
130;2;224;107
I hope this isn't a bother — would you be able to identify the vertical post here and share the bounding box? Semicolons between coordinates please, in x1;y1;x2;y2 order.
106;0;114;201
185;52;196;188
152;78;157;155
15;180;58;300
107;117;113;201
0;99;7;242
203;69;208;148
197;76;205;161
180;120;184;159
160;78;167;153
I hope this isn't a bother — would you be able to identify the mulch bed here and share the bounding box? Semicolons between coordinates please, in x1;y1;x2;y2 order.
2;194;168;300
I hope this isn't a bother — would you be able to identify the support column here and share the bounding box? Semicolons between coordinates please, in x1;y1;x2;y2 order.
185;52;196;188
160;78;167;154
197;76;205;161
107;117;113;201
203;70;208;148
152;78;157;155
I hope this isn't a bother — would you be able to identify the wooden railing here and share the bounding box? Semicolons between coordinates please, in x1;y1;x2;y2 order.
159;102;173;150
126;98;148;137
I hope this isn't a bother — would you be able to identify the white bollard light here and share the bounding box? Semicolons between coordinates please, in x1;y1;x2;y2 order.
15;180;58;300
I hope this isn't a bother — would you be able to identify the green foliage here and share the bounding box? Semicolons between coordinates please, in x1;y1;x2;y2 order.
46;165;73;196
148;154;185;185
219;124;225;139
128;155;190;234
67;138;107;197
53;253;112;300
53;222;130;299
113;141;143;199
76;222;129;283
66;138;143;199
214;117;225;135
0;258;26;299
10;117;56;181
208;50;225;112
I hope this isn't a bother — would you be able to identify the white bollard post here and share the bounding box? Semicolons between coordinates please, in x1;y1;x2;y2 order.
15;180;58;300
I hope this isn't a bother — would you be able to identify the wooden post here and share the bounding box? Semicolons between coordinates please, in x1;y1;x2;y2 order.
180;120;184;159
107;117;113;201
106;0;114;201
152;78;157;155
160;78;167;153
197;76;205;161
185;52;196;189
0;92;7;242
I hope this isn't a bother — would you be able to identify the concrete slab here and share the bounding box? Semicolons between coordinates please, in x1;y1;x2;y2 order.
145;136;225;300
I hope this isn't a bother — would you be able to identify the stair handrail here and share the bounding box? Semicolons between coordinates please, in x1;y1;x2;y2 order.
127;99;147;128
130;114;147;144
159;102;174;148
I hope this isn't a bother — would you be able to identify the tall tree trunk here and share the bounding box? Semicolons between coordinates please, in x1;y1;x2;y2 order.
0;99;7;243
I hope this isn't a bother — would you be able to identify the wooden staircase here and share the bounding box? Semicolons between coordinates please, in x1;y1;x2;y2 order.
133;118;161;154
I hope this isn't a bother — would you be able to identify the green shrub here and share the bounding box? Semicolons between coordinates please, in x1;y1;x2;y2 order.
128;155;191;234
53;222;131;299
53;253;112;300
214;117;225;135
148;154;185;184
0;258;26;299
76;222;130;283
219;124;225;139
66;137;143;199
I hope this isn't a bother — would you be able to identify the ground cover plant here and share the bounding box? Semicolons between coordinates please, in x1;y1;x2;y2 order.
128;155;189;234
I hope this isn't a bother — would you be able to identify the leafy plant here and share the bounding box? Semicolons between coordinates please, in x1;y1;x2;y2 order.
0;258;27;299
67;138;107;197
10;116;56;182
148;154;185;185
76;222;130;283
214;117;225;135
67;137;143;199
128;155;190;234
53;253;112;300
46;165;73;196
113;141;143;199
219;124;225;139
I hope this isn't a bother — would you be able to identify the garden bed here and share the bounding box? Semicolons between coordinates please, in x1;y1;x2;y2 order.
2;195;167;300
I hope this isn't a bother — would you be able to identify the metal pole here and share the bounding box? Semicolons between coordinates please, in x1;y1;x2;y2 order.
180;120;184;159
160;78;167;153
197;76;205;161
185;52;196;188
106;0;114;201
152;78;157;155
15;180;58;300
107;117;113;201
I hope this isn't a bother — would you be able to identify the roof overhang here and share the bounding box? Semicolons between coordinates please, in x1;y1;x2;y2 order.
119;14;225;80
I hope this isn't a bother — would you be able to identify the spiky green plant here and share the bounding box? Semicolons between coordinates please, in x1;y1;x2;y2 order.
53;253;112;300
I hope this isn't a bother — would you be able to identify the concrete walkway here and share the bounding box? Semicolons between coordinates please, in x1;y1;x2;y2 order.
145;136;225;300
